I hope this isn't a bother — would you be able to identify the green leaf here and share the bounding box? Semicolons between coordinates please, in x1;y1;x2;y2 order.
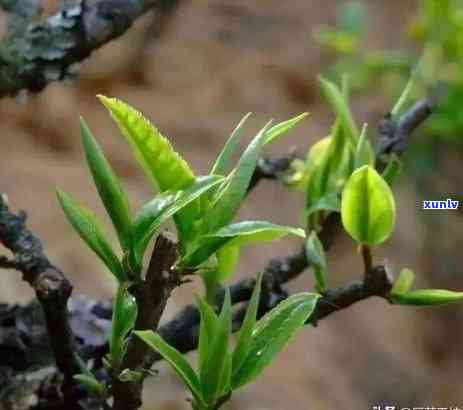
73;374;105;397
218;351;232;398
183;221;305;269
319;76;359;142
98;96;195;192
391;75;414;117
134;330;204;405
305;192;341;217
306;231;327;293
391;268;415;296
80;118;132;251
341;165;396;245
231;293;320;390
200;290;231;405
211;113;252;176
97;96;198;244
132;176;223;265
57;190;125;282
354;123;375;169
391;289;463;306
110;284;138;369
206;121;273;232
215;245;240;282
264;113;309;146
232;273;263;377
196;297;219;370
382;154;402;186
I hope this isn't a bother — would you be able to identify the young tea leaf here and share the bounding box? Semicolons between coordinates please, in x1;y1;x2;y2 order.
391;289;463;306
232;273;263;377
391;268;415;296
211;113;252;176
98;96;195;192
132;175;223;265
206;121;273;232
80;118;132;251
382;154;402;186
231;293;320;390
354;123;375;169
319;76;359;142
341;165;396;245
98;96;198;245
134;330;205;406
264;113;309;146
196;297;219;370
110;284;138;369
57;190;125;282
306;231;327;293
182;221;305;269
200;290;231;406
74;374;105;397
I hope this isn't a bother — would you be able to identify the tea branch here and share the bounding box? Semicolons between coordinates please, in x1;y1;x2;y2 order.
0;194;81;408
0;0;180;98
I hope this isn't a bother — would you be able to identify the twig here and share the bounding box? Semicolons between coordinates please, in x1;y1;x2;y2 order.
0;0;181;98
112;231;182;410
0;195;81;408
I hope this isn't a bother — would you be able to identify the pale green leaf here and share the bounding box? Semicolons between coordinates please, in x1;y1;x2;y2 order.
341;165;396;245
80;118;132;251
57;190;125;282
391;268;415;296
354;123;375;169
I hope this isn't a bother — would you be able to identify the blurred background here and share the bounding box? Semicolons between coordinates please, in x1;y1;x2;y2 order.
1;0;463;409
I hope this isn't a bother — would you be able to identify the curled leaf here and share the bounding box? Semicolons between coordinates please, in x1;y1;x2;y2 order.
341;165;396;245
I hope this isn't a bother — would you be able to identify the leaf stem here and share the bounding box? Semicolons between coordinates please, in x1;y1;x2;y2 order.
360;244;373;279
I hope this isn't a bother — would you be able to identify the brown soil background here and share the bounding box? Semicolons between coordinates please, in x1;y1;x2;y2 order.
1;1;463;409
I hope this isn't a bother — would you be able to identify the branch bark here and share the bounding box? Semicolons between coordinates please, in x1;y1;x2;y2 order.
0;194;81;408
0;0;180;98
112;231;182;410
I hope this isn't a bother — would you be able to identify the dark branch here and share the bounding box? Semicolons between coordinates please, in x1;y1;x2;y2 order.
0;194;80;407
112;231;182;410
0;0;180;98
377;97;434;155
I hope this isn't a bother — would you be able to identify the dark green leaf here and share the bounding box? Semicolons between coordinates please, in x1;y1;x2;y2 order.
232;273;263;376
231;293;320;389
134;330;204;406
382;154;402;186
110;284;137;369
196;297;219;370
200;290;231;405
81;118;132;250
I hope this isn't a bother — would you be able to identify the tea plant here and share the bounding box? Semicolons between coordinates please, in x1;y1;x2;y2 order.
2;76;462;410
